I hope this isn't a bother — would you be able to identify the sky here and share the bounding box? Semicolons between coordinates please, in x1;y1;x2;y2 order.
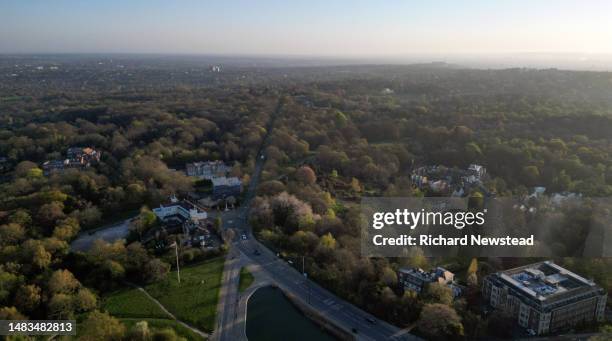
1;0;612;57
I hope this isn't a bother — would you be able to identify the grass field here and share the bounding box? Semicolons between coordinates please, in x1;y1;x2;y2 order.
238;267;254;292
103;287;169;319
145;256;225;332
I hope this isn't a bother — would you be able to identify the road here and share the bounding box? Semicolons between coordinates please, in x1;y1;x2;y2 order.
212;98;417;341
70;218;132;251
213;246;244;341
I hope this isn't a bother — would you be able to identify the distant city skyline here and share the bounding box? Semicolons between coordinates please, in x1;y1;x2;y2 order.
2;1;612;59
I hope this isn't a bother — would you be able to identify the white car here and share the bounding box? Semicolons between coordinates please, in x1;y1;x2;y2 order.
241;234;247;240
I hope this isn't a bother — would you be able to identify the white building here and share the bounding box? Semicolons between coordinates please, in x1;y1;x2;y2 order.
153;196;207;222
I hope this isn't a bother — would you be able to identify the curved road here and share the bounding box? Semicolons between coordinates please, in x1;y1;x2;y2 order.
212;98;417;341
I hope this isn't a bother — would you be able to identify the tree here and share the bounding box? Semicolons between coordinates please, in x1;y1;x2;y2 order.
400;247;428;269
0;306;26;320
257;180;286;196
26;242;52;270
14;161;40;179
143;259;170;283
79;311;126;341
48;269;80;294
37;202;66;228
48;293;74;319
129;321;151;341
295;166;316;185
152;328;181;341
0;223;26;245
270;192;314;234
381;266;398;286
131;206;157;239
467;258;478;287
467;258;478;275
425;283;454;306
467;273;478;287
214;216;223;235
53;217;81;241
319;232;337;250
72;206;102;229
15;284;41;312
74;288;97;312
350;177;362;193
0;268;22;304
125;242;151;274
417;303;464;340
9;210;31;227
523;165;540;186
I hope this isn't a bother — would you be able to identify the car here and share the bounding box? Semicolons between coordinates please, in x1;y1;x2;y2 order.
365;317;377;324
287;260;294;265
254;249;261;255
241;234;247;240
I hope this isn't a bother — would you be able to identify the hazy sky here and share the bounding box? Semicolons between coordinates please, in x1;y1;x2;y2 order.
1;0;612;56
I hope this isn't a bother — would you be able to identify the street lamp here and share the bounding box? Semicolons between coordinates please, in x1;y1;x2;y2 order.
170;241;181;284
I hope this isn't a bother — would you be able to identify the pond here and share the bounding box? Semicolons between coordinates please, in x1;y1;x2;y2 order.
246;286;337;341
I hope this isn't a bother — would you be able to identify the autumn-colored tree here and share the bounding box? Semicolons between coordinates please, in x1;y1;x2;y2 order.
48;269;80;294
79;311;126;341
295;165;317;185
417;303;464;340
15;284;41;312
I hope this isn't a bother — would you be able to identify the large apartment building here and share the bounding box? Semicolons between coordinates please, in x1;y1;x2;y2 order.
482;261;607;335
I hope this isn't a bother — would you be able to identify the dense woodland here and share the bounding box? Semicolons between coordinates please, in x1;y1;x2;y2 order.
1;56;612;339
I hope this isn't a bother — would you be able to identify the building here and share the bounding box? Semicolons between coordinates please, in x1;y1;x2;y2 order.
482;261;607;335
398;267;455;294
186;160;231;179
67;147;101;163
411;164;488;196
152;195;208;223
42;159;89;175
468;164;486;179
42;147;101;175
211;176;242;200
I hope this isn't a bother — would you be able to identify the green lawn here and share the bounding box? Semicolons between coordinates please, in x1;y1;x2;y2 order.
102;287;169;319
120;318;205;341
145;257;225;332
238;267;254;292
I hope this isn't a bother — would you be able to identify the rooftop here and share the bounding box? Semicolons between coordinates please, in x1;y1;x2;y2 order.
212;176;241;187
399;267;454;283
495;261;598;303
